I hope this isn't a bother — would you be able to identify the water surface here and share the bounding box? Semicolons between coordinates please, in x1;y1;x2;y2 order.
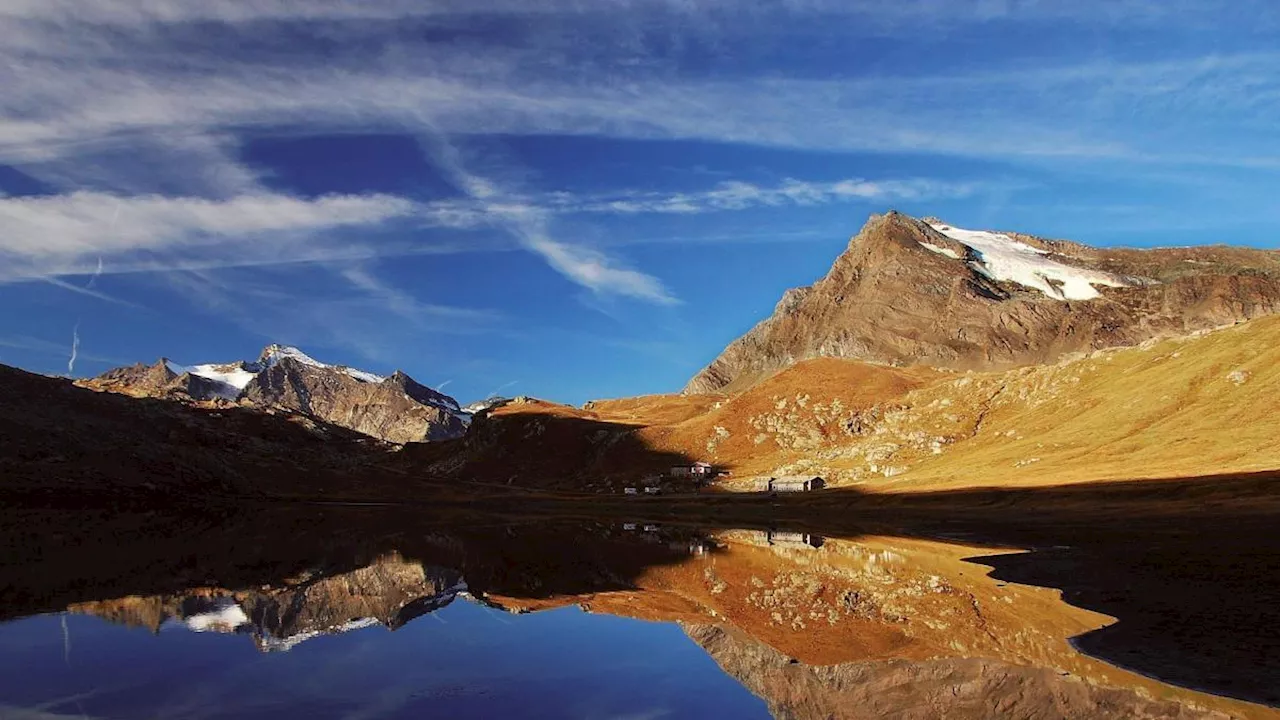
0;506;1273;719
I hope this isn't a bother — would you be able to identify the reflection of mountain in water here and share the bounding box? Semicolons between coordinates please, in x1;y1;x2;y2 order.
72;553;464;652
34;514;1273;719
687;624;1226;720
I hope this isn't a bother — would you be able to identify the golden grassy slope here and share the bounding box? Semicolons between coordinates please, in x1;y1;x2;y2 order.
587;392;726;425
879;315;1280;490
428;315;1280;493
687;314;1280;491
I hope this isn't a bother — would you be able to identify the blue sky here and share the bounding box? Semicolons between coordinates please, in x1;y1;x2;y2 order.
2;1;1278;405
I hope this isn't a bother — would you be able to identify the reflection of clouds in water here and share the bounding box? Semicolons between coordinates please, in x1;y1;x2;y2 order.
0;704;102;720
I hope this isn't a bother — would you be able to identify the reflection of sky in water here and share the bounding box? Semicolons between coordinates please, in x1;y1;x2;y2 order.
0;600;769;719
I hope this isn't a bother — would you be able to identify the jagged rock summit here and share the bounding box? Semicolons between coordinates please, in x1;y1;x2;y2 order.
88;344;468;444
686;211;1280;393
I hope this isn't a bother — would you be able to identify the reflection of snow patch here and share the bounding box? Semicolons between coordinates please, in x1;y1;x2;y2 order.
184;601;250;632
929;222;1130;301
258;617;383;652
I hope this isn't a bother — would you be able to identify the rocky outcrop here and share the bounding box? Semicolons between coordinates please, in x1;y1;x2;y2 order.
685;624;1229;719
85;345;468;444
686;211;1280;393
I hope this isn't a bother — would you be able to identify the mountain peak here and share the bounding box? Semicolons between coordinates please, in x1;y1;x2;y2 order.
258;344;324;369
684;211;1280;394
87;346;467;443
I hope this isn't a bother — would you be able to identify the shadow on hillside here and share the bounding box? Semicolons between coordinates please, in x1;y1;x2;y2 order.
0;363;406;501
393;406;706;492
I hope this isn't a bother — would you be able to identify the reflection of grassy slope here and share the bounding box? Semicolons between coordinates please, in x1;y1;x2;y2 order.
455;315;1280;492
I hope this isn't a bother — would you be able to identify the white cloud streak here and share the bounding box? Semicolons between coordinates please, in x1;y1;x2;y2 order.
2;0;1275;312
0;333;127;367
159;265;499;365
485;380;518;398
0;174;980;288
4;11;1278;193
338;264;498;325
559;177;980;215
3;0;1267;32
0;191;416;282
41;276;140;307
84;256;103;289
422;138;681;305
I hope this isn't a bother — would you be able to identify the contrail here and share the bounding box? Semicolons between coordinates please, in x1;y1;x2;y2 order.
84;256;104;289
81;199;118;291
67;322;80;375
436;379;453;391
485;380;517;398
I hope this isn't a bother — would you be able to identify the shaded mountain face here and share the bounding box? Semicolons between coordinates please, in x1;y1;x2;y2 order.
687;211;1280;393
86;345;468;444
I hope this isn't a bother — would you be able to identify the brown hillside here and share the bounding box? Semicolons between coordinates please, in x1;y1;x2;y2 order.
633;359;940;480
408;314;1280;494
404;360;937;489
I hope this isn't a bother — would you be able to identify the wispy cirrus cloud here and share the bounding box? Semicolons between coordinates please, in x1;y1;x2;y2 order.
3;0;1277;313
421;137;682;306
0;333;128;369
558;177;980;215
0;173;982;288
160;265;500;365
5;6;1279;189
0;191;416;282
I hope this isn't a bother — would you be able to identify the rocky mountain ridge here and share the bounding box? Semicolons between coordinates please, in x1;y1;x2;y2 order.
687;211;1280;393
85;344;468;444
71;554;465;652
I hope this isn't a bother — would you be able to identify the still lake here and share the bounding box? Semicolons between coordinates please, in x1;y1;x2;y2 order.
0;507;1272;719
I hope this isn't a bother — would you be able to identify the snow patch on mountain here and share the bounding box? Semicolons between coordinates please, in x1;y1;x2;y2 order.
463;397;512;414
928;222;1129;301
918;241;961;260
345;368;385;383
261;344;386;384
165;360;256;400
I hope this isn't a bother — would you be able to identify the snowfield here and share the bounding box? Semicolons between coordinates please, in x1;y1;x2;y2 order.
166;360;255;400
262;344;386;384
918;241;961;260
926;222;1130;301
